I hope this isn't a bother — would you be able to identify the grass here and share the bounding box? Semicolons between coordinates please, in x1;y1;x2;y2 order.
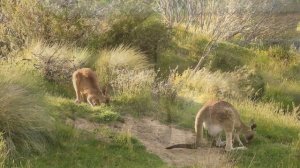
159;94;300;168
47;96;121;123
0;63;55;157
231;100;300;168
11;125;167;168
0;63;166;167
1;5;300;167
94;45;152;86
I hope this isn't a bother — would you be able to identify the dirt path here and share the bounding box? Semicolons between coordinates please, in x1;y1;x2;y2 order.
69;116;232;168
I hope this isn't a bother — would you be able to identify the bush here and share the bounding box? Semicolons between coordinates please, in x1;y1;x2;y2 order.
207;43;252;72
111;69;157;115
233;67;265;100
26;40;89;83
170;67;265;100
100;2;170;62
95;45;152;86
0;0;111;58
94;45;155;114
0;73;54;156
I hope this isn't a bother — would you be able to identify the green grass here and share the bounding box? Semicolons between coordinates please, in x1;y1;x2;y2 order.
1;11;300;168
0;61;167;167
157;91;300;168
12;125;167;168
47;96;121;123
231;100;300;168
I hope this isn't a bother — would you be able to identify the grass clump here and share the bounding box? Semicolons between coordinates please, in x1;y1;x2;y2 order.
0;134;7;168
0;70;54;157
170;67;265;100
24;40;89;83
94;45;156;115
95;45;151;86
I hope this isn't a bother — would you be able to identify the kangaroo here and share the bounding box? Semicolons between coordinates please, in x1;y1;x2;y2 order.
72;68;109;106
166;100;256;151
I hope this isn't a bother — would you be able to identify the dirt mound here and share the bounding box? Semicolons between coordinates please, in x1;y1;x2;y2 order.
69;117;232;168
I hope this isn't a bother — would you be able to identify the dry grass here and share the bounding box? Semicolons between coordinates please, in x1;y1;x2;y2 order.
24;40;90;83
170;67;264;100
0;66;54;156
95;45;152;86
0;134;7;168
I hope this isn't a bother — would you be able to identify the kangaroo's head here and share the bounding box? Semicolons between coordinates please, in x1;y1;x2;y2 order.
243;119;257;143
87;94;101;106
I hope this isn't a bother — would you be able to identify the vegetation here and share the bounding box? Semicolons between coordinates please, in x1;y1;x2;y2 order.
0;65;55;160
0;0;299;167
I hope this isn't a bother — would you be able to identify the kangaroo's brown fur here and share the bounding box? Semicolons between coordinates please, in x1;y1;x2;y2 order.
72;68;109;106
166;100;256;151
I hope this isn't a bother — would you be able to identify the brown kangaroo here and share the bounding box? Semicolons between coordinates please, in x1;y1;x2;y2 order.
72;68;109;106
166;100;256;151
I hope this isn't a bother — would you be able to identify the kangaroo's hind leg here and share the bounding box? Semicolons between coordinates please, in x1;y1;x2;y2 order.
72;72;83;104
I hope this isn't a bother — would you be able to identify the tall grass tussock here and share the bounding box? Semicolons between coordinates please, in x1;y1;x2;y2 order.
170;67;264;100
95;45;152;87
0;69;54;157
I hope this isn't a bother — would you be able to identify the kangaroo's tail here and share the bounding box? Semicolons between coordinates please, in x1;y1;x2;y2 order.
165;143;196;149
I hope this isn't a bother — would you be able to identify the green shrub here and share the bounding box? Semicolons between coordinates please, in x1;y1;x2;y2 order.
207;43;252;72
233;67;265;100
208;53;243;72
100;3;170;62
0;74;54;156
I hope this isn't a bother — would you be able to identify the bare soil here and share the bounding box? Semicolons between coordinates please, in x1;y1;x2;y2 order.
67;116;233;168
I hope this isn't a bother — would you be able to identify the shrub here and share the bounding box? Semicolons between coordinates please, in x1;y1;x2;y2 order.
26;40;89;83
0;0;111;58
208;53;243;72
207;43;252;72
170;67;265;100
111;69;157;115
100;2;170;62
233;67;265;100
0;73;54;156
95;45;152;86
